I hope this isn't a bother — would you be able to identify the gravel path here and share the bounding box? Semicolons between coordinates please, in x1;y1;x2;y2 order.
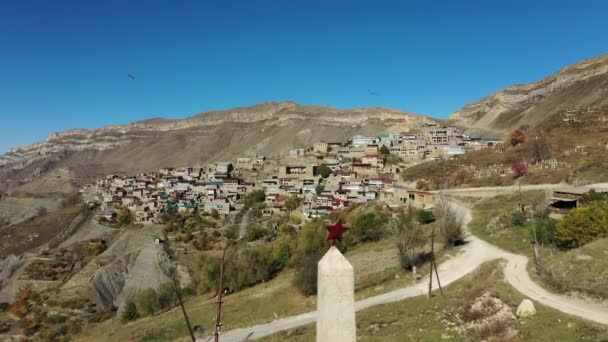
201;188;608;341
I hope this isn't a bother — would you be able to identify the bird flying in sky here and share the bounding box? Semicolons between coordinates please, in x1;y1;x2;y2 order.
128;74;136;80
368;88;380;96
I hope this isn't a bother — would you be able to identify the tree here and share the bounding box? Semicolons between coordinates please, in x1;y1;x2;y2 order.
293;219;328;295
116;208;133;225
316;165;332;178
392;207;426;270
511;162;528;178
315;184;325;195
284;196;301;212
210;209;220;219
530;136;550;163
243;190;266;208
350;210;388;242
379;145;390;155
508;129;526;146
121;300;139;323
435;194;464;247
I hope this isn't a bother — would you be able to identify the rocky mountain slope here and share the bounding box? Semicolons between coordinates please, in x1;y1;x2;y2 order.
449;53;608;136
0;101;433;194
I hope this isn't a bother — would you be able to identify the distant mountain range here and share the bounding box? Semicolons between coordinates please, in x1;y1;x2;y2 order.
2;53;607;195
0;101;433;194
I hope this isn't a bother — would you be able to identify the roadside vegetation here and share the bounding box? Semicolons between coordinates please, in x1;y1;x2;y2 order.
469;189;608;301
261;261;608;342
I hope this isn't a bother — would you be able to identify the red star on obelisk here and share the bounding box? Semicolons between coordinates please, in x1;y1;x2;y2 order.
326;219;348;246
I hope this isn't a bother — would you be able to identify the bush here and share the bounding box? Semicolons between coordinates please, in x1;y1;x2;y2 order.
246;225;268;242
511;211;525;227
555;200;608;248
157;282;176;310
417;210;436;224
135;288;160;317
121;300;139;323
350;211;388;242
579;190;607;205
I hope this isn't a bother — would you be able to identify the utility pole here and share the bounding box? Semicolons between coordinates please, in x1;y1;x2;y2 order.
163;242;196;342
215;242;235;342
531;211;542;275
428;213;443;298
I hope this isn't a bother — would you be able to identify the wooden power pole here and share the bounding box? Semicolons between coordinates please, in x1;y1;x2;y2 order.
428;224;443;298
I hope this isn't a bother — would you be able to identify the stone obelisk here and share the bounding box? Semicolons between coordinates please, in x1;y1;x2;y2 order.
316;246;356;342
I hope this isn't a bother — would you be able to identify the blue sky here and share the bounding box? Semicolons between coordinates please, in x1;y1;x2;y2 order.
1;0;607;153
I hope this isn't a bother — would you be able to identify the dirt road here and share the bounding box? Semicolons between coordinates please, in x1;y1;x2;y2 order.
201;194;608;341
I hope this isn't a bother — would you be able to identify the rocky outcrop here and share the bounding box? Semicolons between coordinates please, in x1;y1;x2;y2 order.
449;53;608;137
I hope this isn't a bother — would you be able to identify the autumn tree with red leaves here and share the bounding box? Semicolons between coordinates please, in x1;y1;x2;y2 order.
508;129;526;146
511;162;528;178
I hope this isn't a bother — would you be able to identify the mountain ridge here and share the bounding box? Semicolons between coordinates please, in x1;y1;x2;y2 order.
0;101;433;194
449;53;608;136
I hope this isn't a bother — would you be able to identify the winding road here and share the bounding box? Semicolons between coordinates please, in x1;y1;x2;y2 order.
202;185;608;342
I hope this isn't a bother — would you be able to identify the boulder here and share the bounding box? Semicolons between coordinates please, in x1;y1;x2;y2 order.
516;299;536;318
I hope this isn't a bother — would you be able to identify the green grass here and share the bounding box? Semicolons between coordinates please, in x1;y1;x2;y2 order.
261;261;608;342
76;235;454;342
468;191;547;256
534;238;608;300
77;270;312;342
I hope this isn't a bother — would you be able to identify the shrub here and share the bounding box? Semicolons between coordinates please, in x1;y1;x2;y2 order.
555;200;608;248
350;211;388;242
511;211;525;227
246;225;268;242
135;288;160;317
417;210;436;224
157;283;176;310
579;190;607;205
121;300;139;323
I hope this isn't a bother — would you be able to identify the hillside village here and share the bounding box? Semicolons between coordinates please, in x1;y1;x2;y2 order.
83;124;503;224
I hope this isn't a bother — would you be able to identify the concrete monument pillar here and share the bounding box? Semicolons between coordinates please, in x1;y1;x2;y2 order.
316;246;356;342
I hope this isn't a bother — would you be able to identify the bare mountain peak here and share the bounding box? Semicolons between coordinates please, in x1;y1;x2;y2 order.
449;52;608;136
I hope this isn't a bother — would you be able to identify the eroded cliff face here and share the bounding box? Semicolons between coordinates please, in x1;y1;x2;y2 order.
0;101;433;194
449;54;608;137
